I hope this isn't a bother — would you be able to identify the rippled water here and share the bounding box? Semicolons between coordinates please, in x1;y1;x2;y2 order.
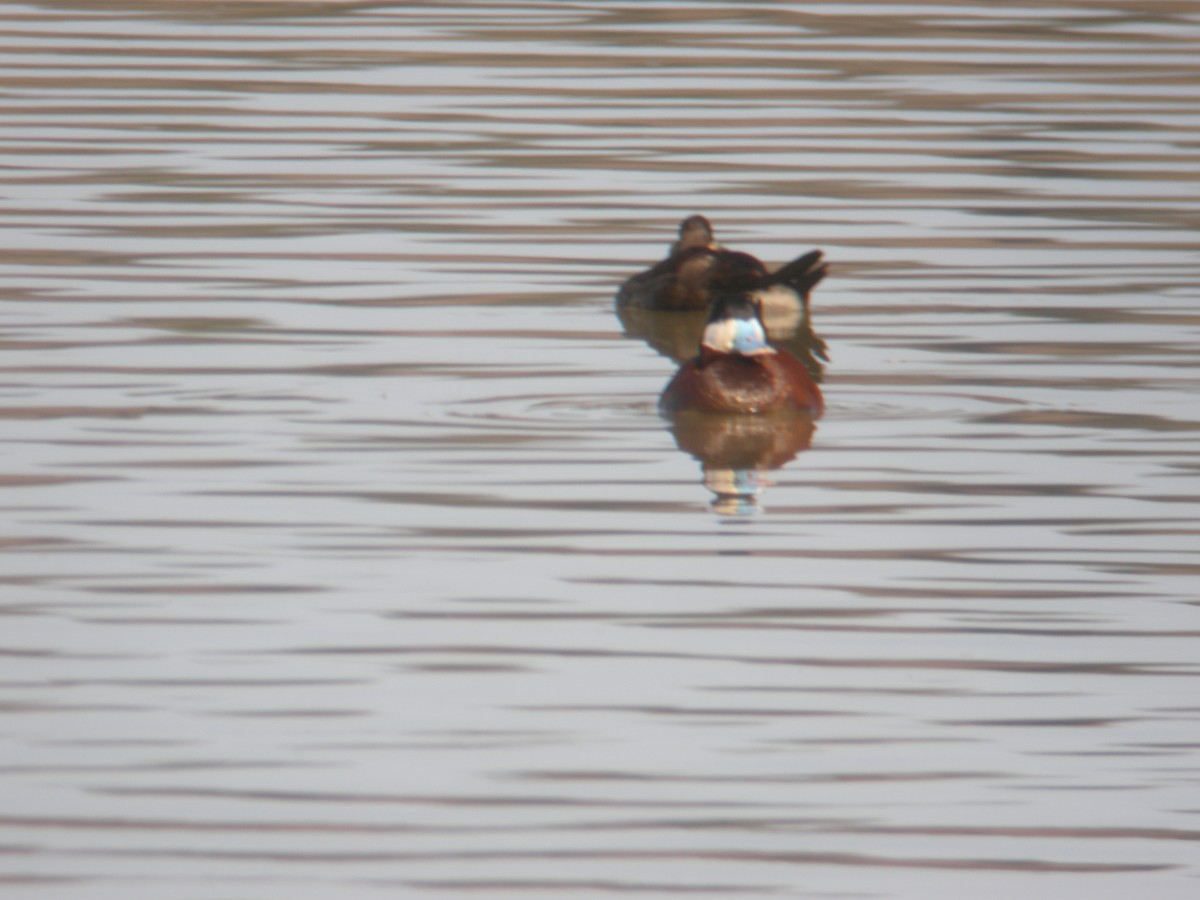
2;2;1199;898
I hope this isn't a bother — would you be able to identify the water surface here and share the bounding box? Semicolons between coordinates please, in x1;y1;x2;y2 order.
2;2;1199;898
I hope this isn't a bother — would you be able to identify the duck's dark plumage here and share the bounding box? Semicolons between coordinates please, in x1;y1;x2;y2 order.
616;216;827;319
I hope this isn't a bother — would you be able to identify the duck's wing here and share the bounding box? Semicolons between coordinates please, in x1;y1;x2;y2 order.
616;248;715;309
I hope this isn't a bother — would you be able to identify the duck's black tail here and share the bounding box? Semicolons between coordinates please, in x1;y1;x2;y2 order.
766;248;827;299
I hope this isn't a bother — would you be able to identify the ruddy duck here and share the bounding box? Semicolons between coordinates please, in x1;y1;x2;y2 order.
616;215;827;324
659;292;824;417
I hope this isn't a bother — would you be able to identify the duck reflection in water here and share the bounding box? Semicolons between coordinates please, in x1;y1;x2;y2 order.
657;274;826;515
670;412;816;515
616;215;828;379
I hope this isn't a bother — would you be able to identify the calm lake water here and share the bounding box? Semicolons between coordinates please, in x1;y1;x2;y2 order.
2;2;1199;898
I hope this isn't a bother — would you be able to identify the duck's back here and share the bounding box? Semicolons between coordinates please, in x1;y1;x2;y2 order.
617;249;712;310
617;245;769;312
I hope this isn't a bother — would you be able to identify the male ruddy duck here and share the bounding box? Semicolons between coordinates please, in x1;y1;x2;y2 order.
659;292;824;417
616;215;828;324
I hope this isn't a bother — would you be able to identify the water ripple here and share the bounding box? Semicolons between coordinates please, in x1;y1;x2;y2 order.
2;2;1199;898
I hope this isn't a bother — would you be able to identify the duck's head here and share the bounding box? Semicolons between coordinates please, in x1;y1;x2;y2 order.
706;250;769;294
673;214;718;253
700;292;774;358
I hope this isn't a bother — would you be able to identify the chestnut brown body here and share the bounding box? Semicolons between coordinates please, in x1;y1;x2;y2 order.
660;345;824;417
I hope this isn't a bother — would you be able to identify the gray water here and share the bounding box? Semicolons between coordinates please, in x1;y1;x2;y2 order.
2;2;1199;898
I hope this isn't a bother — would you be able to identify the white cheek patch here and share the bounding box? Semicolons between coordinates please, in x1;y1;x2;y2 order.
701;317;738;352
702;317;772;355
753;284;804;322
